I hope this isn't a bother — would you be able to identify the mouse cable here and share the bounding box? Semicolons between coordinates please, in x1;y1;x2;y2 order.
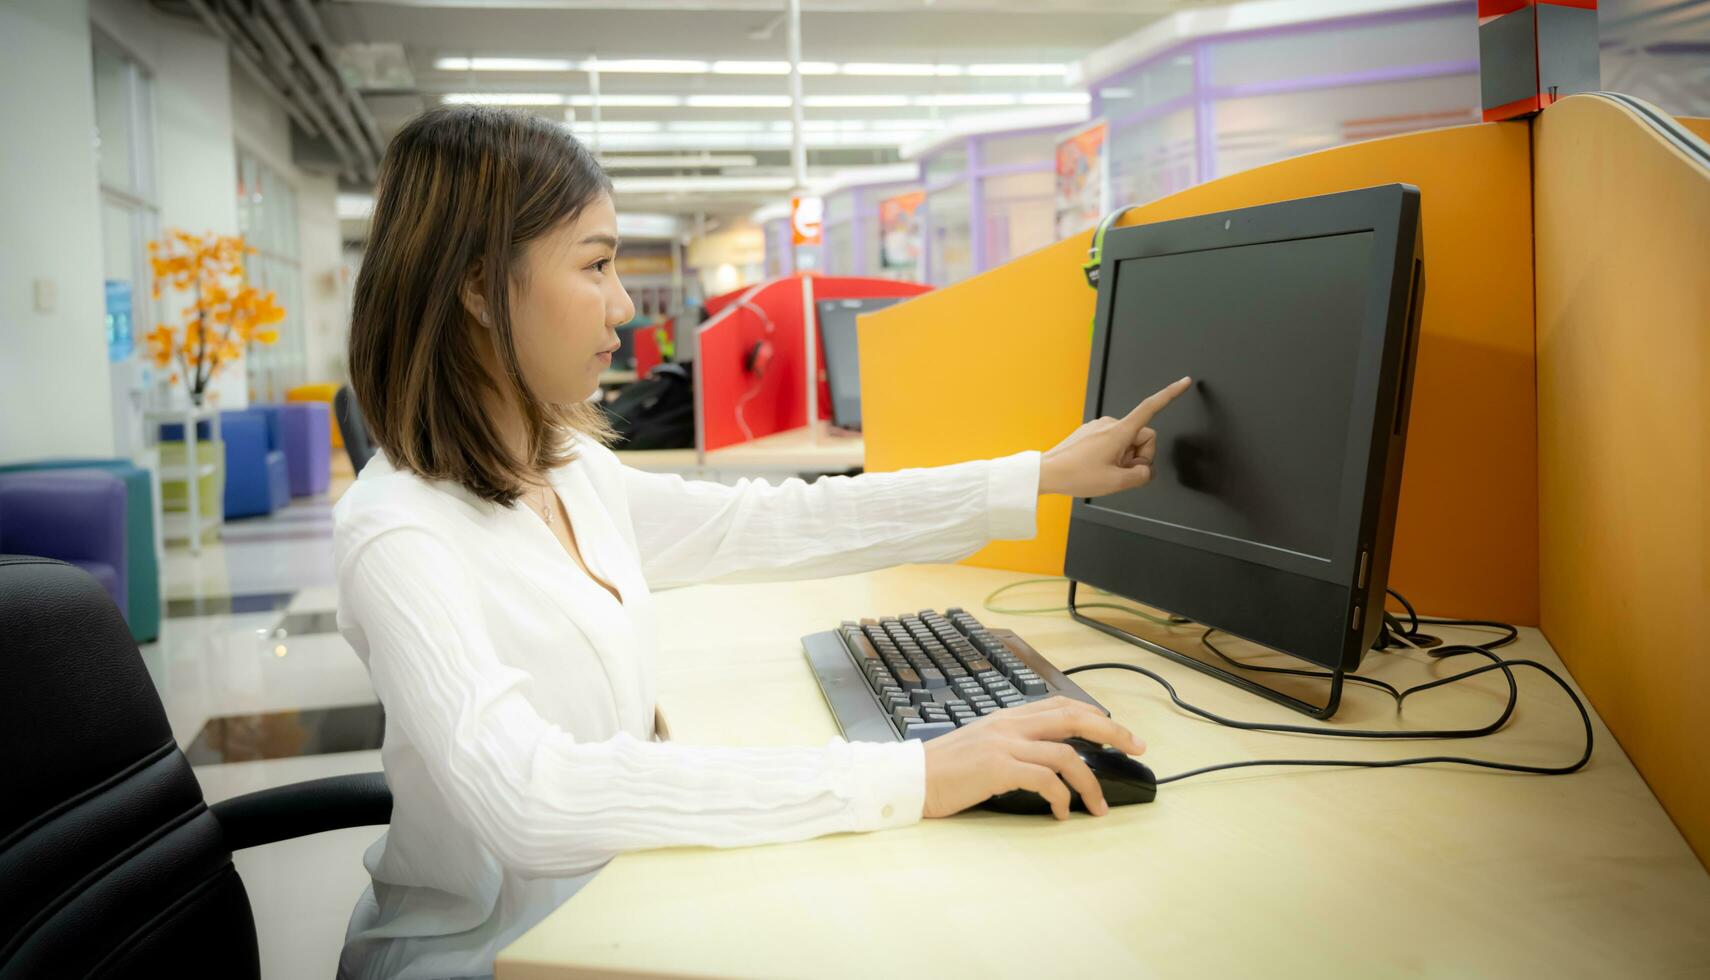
1058;590;1594;784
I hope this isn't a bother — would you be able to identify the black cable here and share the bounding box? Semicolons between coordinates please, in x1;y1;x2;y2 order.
1199;629;1406;701
1064;593;1594;784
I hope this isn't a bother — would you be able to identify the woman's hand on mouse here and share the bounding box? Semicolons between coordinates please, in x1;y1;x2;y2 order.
1038;375;1193;498
921;696;1146;821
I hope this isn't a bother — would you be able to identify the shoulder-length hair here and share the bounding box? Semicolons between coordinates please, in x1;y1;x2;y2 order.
349;104;616;506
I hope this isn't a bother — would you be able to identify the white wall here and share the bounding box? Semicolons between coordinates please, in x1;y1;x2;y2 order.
0;0;114;463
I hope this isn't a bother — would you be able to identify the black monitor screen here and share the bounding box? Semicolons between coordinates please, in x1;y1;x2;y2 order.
818;297;903;430
1091;231;1375;564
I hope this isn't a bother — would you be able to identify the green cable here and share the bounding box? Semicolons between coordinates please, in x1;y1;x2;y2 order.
982;576;1188;627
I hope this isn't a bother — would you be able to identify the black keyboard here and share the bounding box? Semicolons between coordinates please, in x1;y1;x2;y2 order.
802;608;1106;743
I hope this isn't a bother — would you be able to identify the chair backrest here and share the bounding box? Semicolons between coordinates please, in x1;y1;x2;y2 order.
0;557;261;978
334;384;377;475
230;408;284;453
0;470;125;567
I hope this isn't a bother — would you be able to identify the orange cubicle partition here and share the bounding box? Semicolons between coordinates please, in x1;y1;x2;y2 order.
1533;95;1710;868
861;123;1539;625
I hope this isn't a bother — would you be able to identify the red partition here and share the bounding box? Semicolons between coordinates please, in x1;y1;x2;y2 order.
698;274;933;450
632;319;671;379
805;276;933;422
697;277;810;451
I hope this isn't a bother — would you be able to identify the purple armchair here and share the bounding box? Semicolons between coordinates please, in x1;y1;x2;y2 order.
0;470;128;616
279;402;331;496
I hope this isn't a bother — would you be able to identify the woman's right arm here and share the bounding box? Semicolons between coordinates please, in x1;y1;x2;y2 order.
343;525;927;877
343;528;1145;878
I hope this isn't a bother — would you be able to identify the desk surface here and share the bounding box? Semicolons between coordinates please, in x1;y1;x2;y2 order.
703;420;863;472
611;447;700;473
497;565;1710;979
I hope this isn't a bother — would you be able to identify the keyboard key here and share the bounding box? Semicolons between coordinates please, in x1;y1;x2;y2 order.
893;706;921;727
1017;676;1048;696
903;721;957;741
919;667;948;689
895;668;923;690
909;689;936;707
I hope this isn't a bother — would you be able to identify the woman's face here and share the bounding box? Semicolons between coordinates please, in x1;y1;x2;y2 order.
505;193;635;404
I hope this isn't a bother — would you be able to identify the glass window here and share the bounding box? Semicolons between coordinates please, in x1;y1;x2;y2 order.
923;143;969;186
1212;72;1479;179
1108;108;1198;207
981;170;1056;267
1095;54;1196;123
925;182;972;285
823;221;854;276
1207;14;1475;89
980;130;1056;169
92;35;160;452
237;148;305;402
823;189;856;224
93;45;138;193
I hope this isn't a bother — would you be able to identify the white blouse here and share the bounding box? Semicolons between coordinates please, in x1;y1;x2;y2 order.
331;434;1041;980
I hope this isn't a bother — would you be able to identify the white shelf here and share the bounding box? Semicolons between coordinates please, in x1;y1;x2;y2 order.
159;463;218;480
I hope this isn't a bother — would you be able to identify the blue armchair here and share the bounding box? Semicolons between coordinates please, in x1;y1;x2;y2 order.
0;458;160;643
161;409;289;519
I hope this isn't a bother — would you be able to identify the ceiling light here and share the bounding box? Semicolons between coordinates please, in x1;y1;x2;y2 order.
435;57;576;72
685;94;793;108
839;63;940;76
599;154;759;169
668;120;767;132
612;176;799;194
913;93;1020;107
803;95;909;108
711;60;837;75
966;63;1069;77
594;59;709;74
442;93;564;105
567;120;665;133
566;94;683;107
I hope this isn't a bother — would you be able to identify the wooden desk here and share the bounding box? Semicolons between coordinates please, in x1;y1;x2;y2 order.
498;565;1710;979
703;421;863;475
611;447;702;474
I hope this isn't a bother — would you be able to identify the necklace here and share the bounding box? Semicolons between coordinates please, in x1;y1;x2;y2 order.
539;484;554;527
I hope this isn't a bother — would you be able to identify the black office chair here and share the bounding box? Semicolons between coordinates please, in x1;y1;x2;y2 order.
0;555;391;978
334;383;378;476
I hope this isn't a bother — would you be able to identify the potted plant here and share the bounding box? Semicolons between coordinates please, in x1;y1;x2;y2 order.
145;229;285;407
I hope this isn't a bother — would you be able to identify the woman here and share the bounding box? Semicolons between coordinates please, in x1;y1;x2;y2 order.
334;105;1192;980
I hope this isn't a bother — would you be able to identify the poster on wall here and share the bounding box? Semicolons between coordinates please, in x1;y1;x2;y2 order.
1055;119;1110;240
878;190;926;275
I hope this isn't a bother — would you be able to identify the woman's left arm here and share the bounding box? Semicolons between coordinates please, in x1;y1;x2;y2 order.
620;375;1193;590
622;450;1041;590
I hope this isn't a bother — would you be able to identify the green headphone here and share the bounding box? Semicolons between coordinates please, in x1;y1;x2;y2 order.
1082;206;1136;337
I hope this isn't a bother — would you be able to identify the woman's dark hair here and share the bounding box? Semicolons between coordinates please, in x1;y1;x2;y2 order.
349;104;617;506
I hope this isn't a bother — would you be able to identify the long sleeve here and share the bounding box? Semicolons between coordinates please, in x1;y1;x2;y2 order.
341;525;926;880
622;450;1041;590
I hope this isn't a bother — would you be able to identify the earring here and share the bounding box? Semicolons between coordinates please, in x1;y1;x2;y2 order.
478;310;490;326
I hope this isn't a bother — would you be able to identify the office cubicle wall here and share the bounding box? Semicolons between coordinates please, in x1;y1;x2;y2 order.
1533;94;1710;870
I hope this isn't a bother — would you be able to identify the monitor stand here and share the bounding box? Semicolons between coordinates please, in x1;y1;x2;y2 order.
1066;580;1346;719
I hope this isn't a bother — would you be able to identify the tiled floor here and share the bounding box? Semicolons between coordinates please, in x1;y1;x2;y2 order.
146;454;381;980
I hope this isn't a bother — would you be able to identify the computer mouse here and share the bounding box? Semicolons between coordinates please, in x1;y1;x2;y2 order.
979;737;1158;815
